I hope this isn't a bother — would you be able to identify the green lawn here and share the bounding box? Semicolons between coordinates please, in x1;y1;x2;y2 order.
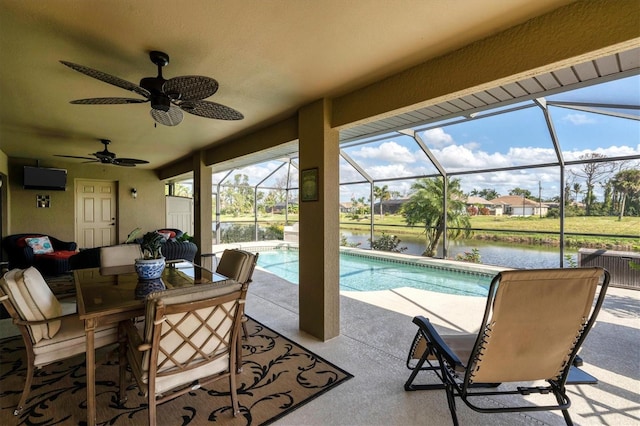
347;214;640;236
220;213;640;250
226;212;639;236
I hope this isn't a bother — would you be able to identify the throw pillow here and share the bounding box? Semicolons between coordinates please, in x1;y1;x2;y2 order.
157;229;177;240
16;235;42;248
156;231;172;242
25;236;54;254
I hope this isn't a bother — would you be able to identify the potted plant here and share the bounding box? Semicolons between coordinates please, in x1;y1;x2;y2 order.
134;232;166;280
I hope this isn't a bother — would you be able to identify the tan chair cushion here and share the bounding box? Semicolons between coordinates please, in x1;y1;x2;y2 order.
469;268;601;383
0;268;62;343
100;244;140;275
216;249;254;283
32;314;118;366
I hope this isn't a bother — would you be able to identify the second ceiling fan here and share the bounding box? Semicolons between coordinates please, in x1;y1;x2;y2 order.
55;139;149;167
61;51;244;126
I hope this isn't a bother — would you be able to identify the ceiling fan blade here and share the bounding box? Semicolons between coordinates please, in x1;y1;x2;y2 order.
177;100;244;120
60;60;151;98
163;76;219;101
70;97;148;105
112;160;136;167
115;158;149;164
150;105;184;126
54;154;99;161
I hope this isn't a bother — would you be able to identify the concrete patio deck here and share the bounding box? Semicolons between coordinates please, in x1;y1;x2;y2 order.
245;268;640;426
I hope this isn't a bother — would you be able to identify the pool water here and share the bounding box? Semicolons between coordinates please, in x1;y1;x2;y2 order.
257;250;492;297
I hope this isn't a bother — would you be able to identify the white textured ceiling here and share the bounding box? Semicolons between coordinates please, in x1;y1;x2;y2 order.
0;0;576;169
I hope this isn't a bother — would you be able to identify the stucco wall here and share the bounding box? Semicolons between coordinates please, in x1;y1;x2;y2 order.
7;157;165;244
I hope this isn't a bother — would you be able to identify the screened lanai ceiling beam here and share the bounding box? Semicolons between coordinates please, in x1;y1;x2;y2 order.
547;102;640;121
535;98;564;167
339;149;376;242
339;65;640;146
340;150;372;183
399;128;450;258
256;161;287;187
399;129;446;177
547;101;640;110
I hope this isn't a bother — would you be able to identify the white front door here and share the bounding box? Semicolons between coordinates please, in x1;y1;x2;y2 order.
75;179;117;249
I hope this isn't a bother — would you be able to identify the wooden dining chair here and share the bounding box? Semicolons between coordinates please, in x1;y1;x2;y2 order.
99;243;141;275
0;267;119;416
215;249;259;370
118;280;246;425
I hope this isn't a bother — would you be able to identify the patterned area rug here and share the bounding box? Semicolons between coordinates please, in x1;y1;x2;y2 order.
0;317;352;425
43;273;76;298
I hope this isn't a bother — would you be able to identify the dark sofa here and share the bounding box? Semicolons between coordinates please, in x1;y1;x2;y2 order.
154;228;198;262
67;228;197;270
2;233;78;276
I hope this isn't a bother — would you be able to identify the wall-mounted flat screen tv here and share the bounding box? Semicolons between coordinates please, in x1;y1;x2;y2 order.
23;166;67;190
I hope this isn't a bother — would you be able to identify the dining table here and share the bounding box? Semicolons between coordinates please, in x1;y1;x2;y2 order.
74;262;229;426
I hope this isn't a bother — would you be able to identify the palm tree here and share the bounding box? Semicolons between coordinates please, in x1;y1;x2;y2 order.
401;176;471;257
373;185;391;218
572;182;582;204
612;169;640;220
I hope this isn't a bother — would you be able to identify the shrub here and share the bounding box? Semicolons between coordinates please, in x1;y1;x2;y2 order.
455;248;481;263
340;233;361;248
263;224;284;240
369;232;407;253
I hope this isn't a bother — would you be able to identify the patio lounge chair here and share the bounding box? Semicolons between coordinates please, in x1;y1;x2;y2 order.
404;267;610;426
118;280;245;425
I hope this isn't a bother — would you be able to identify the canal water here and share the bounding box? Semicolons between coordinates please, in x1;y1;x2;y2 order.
341;231;577;269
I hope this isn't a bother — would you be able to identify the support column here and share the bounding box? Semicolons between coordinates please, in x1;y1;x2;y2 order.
193;151;212;280
298;99;340;340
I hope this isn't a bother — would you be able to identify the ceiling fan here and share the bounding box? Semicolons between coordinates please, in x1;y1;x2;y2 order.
55;139;149;167
60;51;244;126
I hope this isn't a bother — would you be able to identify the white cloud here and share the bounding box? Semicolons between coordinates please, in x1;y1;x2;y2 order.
366;163;415;179
507;147;558;164
563;145;640;161
562;113;596;125
422;128;453;147
432;145;511;171
351;141;417;163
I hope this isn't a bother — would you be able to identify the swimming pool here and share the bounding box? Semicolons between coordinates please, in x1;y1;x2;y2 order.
256;249;494;297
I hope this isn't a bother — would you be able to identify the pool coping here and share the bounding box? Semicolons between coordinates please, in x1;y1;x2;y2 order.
210;240;509;278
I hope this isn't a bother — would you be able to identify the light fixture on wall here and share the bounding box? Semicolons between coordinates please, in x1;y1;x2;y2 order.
37;195;50;208
131;188;138;199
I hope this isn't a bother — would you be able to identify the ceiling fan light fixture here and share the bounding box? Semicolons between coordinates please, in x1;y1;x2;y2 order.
150;106;183;126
